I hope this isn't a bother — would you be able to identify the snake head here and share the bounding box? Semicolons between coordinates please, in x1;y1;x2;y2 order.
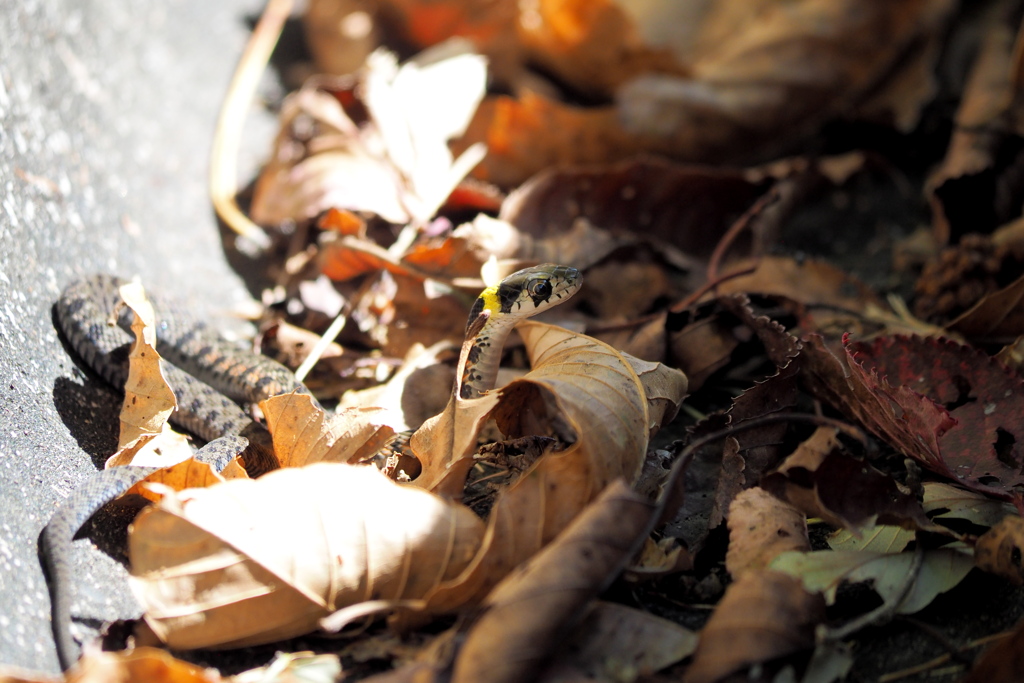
494;264;582;315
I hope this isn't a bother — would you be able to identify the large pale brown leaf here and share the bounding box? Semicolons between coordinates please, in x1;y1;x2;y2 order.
128;464;486;650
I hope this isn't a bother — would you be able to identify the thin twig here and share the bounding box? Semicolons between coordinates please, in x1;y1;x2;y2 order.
877;630;1013;682
670;263;758;313
209;0;294;246
294;304;350;383
653;412;869;527
706;185;781;283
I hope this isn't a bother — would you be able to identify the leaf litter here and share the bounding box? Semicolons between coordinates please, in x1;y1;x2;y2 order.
23;1;1024;683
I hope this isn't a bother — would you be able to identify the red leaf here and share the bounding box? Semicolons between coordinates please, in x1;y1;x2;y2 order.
804;334;1024;499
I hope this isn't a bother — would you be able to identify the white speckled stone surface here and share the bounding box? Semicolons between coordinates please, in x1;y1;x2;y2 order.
0;0;277;671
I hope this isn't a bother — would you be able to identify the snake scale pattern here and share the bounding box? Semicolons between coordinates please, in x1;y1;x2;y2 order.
43;264;581;670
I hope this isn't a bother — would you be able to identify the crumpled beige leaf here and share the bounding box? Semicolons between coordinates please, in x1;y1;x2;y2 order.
103;283;231;493
129;463;486;650
410;321;686;497
251;41;486;227
107;282;193;469
261;391;395;467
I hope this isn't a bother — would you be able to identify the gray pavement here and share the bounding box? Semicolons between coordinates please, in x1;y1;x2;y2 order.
0;0;278;672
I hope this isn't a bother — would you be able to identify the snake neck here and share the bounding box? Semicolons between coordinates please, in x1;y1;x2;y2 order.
457;311;518;399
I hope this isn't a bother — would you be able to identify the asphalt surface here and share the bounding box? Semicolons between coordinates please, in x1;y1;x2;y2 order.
0;0;279;672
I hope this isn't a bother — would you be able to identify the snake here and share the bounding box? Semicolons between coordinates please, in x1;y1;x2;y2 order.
42;263;581;670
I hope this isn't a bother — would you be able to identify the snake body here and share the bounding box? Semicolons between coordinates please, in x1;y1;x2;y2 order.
43;264;581;670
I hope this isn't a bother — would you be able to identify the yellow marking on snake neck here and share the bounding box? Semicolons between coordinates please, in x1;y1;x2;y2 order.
479;285;501;314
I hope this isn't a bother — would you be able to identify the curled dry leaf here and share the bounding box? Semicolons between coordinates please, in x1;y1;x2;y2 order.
410;321;687;497
115;282;177;449
451;481;656;683
975;515;1024;585
410;322;686;612
106;282;194;470
107;283;241;493
683;570;825;683
725;487;809;579
251;42;486;228
129;463;486;650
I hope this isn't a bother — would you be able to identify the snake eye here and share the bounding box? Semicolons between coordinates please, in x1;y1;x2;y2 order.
527;278;553;300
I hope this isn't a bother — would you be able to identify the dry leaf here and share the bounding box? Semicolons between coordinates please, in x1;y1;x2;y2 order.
105;283;236;492
252;42;486;227
962;616;1024;683
975;515;1024;585
499;156;768;263
338;341;457;432
541;602;698;681
451;481;655;683
116;282;177;449
457;0;954;185
711;255;885;313
684;570;825;683
801;334;1024;500
408;323;685;613
923;481;1018;528
725;487;809;579
927;0;1024;243
261;391;394;467
760;426;932;533
948;272;1024;340
129;464;486;650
